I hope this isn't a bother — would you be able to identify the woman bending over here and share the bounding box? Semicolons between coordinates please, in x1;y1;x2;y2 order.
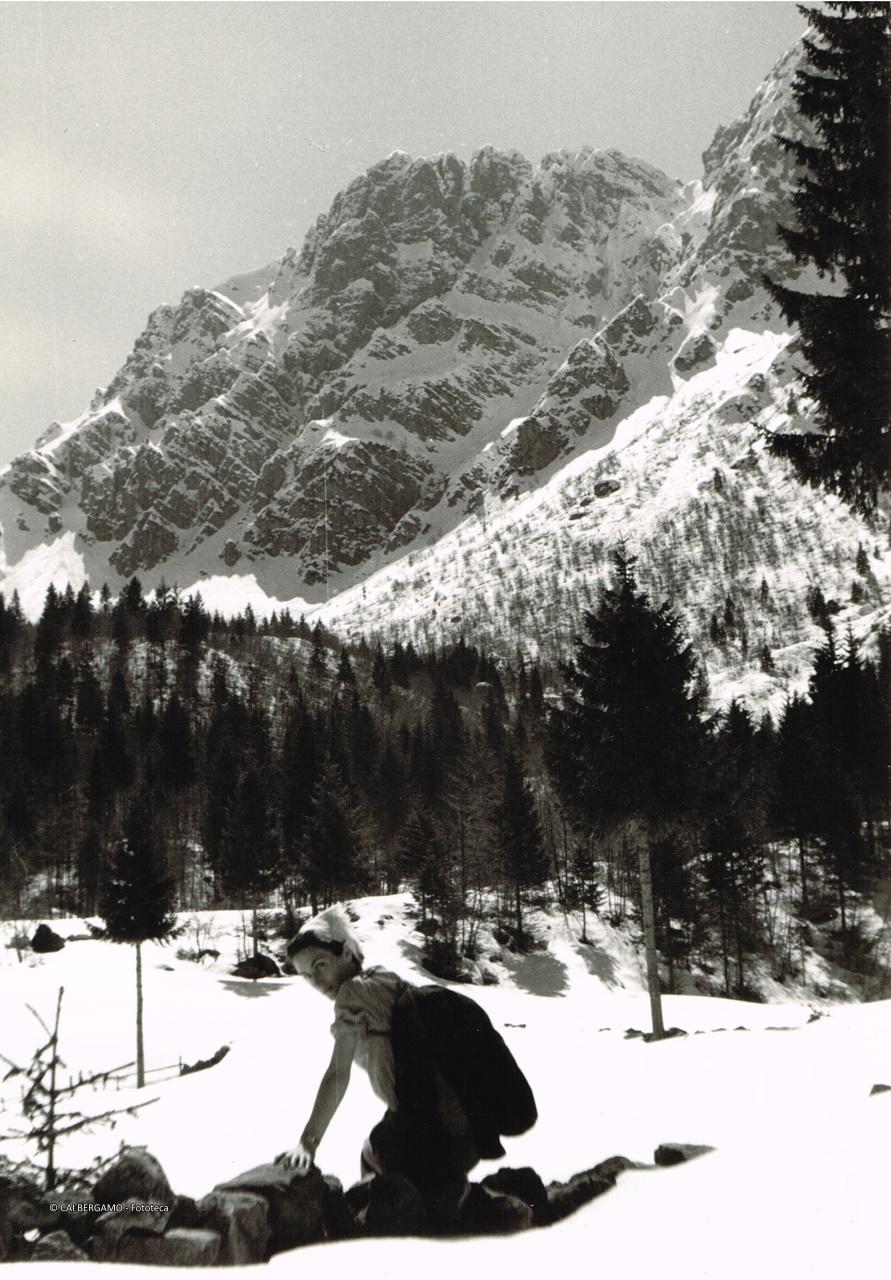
277;906;479;1228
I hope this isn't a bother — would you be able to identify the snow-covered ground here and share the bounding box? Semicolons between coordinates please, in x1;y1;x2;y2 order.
1;894;888;1277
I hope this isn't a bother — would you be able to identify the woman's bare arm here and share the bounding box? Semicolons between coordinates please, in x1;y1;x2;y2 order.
278;1036;355;1172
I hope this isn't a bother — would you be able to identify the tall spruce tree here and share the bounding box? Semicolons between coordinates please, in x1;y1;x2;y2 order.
705;701;770;995
101;791;176;1087
548;548;707;1037
303;763;361;911
764;3;890;512
805;625;880;935
219;765;278;953
498;752;548;941
774;693;823;907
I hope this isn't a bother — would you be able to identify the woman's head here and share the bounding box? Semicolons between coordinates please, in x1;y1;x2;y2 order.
289;937;358;999
286;905;364;999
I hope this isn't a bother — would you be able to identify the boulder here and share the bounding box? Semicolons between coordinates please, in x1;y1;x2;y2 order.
91;1148;174;1208
480;1167;548;1222
591;1155;647;1180
322;1175;355;1241
44;1203;102;1244
654;1143;715;1167
870;1083;890;1096
195;1189;271;1265
543;1169;615;1224
93;1200;171;1247
169;1195;202;1229
460;1183;532;1235
93;1226;220;1266
31;1229;89;1261
0;1171;48;1262
215;1163;326;1253
231;954;280;980
44;1205;100;1248
345;1174;425;1237
30;924;65;953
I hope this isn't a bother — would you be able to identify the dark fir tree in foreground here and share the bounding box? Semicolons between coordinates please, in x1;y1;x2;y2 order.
764;3;890;513
548;548;707;1037
101;792;177;1087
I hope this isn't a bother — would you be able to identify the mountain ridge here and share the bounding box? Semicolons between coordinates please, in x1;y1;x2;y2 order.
1;39;888;711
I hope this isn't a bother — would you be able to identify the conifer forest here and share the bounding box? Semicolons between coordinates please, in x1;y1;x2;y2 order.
1;561;888;999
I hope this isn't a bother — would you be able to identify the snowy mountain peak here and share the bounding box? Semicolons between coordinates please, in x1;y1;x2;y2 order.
1;37;888;711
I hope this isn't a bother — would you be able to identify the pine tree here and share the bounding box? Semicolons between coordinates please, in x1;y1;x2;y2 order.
101;791;176;1087
764;3;890;512
279;702;319;879
527;664;546;723
77;826;104;914
34;585;64;668
705;701;770;995
0;592;24;680
399;808;452;929
71;583;95;646
158;694;196;791
336;648;356;685
370;741;406;892
123;577;146;621
308;623;329;678
179;593;210;653
498;752;548;941
371;648;393;700
303;763;362;911
218;766;278;950
802;625;880;937
429;680;464;759
75;659;104;731
548;547;707;1036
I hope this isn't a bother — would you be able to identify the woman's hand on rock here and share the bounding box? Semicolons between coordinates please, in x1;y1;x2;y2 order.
275;1142;316;1174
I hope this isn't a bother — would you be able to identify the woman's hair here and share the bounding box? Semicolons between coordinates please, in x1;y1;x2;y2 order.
286;904;365;965
286;931;345;960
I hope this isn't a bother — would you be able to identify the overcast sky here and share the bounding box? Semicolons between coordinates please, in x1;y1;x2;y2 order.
0;1;804;465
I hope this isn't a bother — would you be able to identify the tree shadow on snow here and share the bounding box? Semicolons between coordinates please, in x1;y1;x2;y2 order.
574;941;623;989
500;951;568;997
398;937;426;968
219;980;288;999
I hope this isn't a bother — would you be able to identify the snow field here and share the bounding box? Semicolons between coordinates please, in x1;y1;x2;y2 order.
2;894;889;1278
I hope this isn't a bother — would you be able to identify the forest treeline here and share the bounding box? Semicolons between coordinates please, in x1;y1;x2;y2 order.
0;561;888;997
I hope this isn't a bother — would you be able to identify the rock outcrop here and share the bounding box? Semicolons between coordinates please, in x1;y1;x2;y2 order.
29;924;65;954
12;1143;716;1262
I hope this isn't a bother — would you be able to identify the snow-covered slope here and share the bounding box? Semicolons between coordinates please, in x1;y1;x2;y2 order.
314;323;891;712
1;39;888;710
1;895;888;1279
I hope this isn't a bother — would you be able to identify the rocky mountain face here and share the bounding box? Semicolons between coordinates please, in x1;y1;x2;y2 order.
0;141;682;589
1;42;888;702
0;137;681;586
